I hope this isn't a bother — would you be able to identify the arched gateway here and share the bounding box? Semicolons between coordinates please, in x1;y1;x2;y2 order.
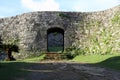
47;28;64;52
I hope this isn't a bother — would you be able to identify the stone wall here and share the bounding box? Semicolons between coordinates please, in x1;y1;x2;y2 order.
0;5;120;58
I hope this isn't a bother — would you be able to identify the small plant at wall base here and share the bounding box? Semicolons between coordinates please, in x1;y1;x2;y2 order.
63;44;85;59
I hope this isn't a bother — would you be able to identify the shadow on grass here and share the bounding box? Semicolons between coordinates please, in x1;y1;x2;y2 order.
0;61;98;80
96;56;120;70
0;56;120;80
0;62;29;80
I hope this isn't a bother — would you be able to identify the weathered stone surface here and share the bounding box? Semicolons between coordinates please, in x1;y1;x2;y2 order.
0;52;7;60
0;5;120;58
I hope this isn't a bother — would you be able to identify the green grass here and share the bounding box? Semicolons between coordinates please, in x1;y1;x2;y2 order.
0;53;120;80
98;56;120;70
0;61;28;80
48;46;63;52
0;54;45;80
73;54;120;70
22;54;46;62
73;54;117;63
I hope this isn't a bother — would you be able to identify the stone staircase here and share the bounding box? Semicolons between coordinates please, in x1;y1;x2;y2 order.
45;52;63;60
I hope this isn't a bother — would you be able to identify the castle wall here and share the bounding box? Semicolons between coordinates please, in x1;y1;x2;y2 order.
0;5;120;57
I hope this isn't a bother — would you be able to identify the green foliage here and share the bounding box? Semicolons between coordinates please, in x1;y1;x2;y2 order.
58;13;70;19
2;44;19;52
76;18;120;55
0;38;20;52
63;45;85;59
63;46;77;59
111;12;120;25
92;27;113;54
2;38;19;46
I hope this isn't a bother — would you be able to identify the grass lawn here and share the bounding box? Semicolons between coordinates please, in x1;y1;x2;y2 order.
0;54;46;80
22;54;46;62
73;54;120;70
0;61;28;80
0;54;120;80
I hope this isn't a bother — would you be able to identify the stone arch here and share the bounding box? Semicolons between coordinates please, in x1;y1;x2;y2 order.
47;27;64;52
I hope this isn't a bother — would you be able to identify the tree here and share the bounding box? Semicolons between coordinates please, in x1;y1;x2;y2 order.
0;36;2;50
1;38;19;61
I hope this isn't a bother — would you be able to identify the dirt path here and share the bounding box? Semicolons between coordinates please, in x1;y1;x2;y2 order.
16;61;120;80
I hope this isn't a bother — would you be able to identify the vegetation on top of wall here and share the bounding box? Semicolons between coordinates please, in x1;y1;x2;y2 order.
58;13;71;19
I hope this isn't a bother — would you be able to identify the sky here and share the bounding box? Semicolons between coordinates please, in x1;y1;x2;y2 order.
0;0;120;18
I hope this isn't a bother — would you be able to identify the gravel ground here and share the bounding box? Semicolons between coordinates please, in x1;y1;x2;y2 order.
15;61;120;80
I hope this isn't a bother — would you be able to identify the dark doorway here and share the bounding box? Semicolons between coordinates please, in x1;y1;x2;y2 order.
47;28;64;52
